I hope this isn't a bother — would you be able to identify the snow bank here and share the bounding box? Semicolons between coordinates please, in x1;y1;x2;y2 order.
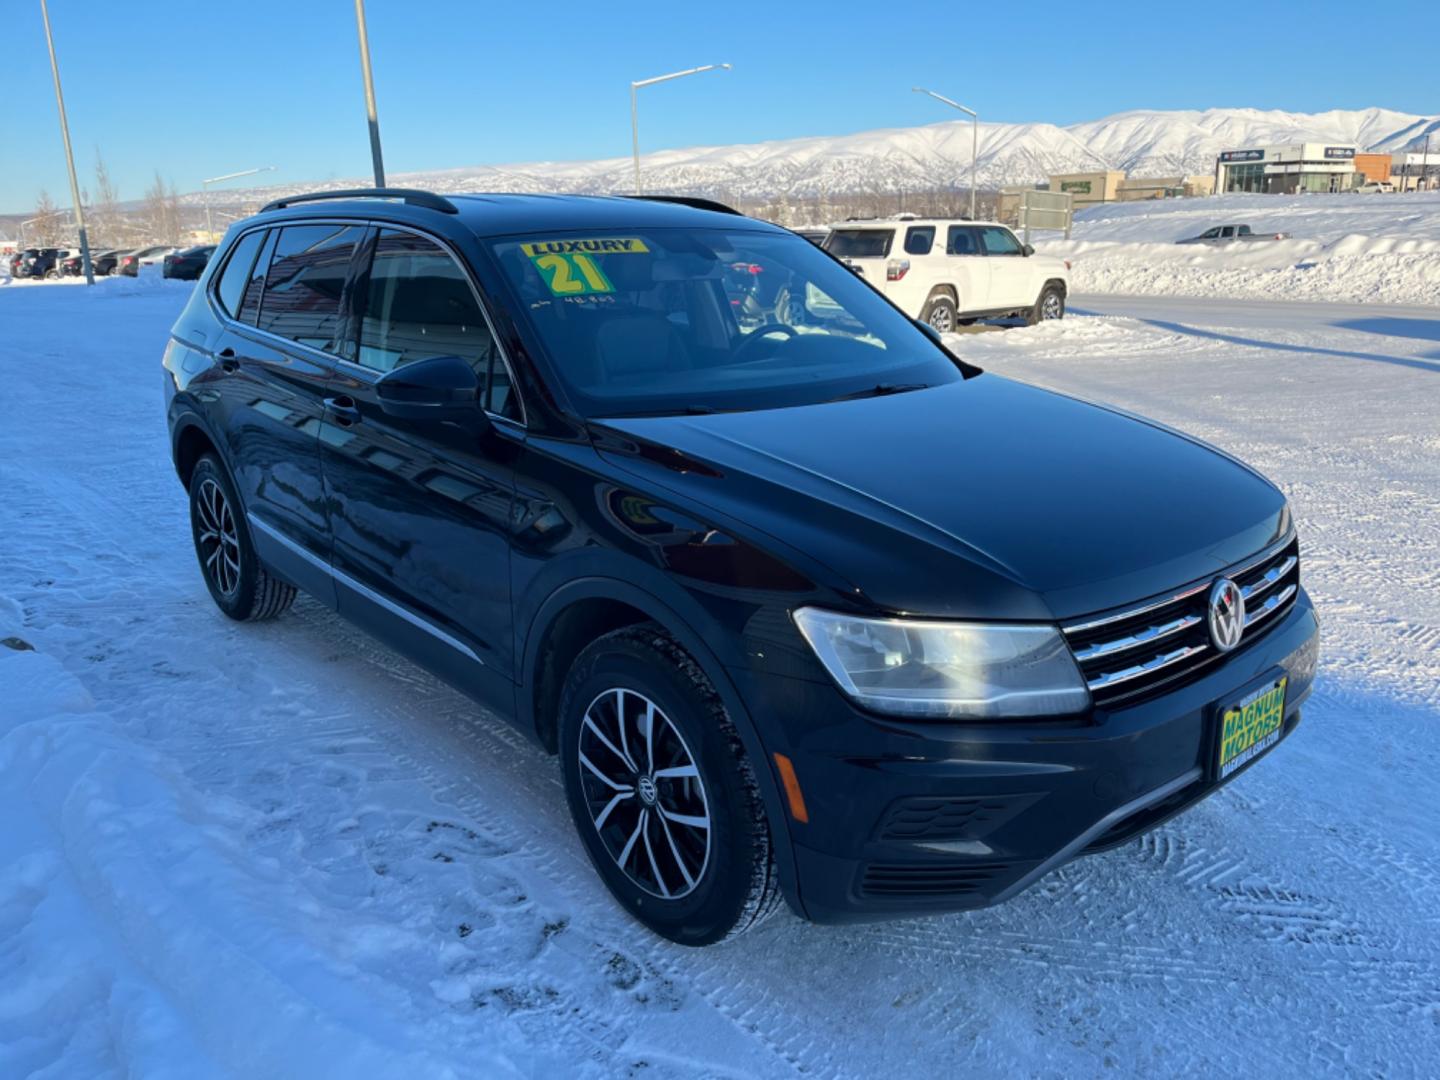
1041;191;1440;304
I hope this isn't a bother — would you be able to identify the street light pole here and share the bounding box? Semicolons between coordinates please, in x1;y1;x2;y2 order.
630;63;731;195
354;0;386;187
39;0;93;284
913;87;979;221
202;166;277;241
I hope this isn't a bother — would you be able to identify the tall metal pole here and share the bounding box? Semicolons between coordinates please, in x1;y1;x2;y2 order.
629;63;731;196
39;0;92;284
354;0;386;187
913;88;978;221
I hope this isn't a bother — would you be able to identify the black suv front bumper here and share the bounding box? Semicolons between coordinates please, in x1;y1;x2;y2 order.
734;587;1319;924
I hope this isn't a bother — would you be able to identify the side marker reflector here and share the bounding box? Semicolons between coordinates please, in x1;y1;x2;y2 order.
773;753;809;824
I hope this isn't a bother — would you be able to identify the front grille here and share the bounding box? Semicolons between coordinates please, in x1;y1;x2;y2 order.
1064;538;1300;707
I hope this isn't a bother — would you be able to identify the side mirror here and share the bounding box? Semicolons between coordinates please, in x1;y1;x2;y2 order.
375;354;485;425
1022;243;1035;256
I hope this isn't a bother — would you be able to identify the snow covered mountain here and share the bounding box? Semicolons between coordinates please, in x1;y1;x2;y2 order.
202;106;1439;204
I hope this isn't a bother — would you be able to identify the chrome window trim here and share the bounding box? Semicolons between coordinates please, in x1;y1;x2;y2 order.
204;216;528;427
247;513;483;665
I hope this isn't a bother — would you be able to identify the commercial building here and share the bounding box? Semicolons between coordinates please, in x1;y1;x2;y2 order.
1391;151;1438;191
1045;170;1125;208
1353;153;1392;184
1116;174;1215;201
1215;143;1359;194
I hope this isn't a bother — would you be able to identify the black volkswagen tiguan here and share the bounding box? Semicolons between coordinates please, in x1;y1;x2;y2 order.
163;189;1319;945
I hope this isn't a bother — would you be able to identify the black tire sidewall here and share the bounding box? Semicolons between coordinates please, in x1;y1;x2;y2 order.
559;631;763;946
189;455;264;620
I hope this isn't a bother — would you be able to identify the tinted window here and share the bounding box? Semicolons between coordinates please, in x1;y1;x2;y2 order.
256;225;363;352
825;229;894;258
978;227;1022;256
946;226;980;255
357;229;520;421
903;226;935;255
214;231;264;317
237;230;276;325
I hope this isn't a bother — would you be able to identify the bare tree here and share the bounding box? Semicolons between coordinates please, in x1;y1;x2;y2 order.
143;171;182;245
89;151;121;248
32;190;65;247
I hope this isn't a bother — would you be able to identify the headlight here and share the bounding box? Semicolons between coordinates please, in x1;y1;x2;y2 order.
792;607;1090;719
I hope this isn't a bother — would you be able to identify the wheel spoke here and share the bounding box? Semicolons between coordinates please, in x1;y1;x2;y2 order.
584;711;637;773
205;547;221;571
654;806;696;890
592;790;632;830
617;810;646;869
657;804;709;831
653;764;698;780
641;814;671;898
643;700;655;773
579;751;633;793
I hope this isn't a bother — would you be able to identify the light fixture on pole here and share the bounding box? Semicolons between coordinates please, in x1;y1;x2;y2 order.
630;63;731;195
202;166;277;242
913;87;979;221
354;0;386;187
39;0;93;284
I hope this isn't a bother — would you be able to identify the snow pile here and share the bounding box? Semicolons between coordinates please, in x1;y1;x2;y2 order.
1042;191;1440;304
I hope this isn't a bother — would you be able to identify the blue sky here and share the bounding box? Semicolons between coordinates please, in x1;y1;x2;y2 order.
4;0;1436;213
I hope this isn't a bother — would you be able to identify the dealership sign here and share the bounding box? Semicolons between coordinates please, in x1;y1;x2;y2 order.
1324;146;1356;159
1219;149;1264;163
1059;180;1092;193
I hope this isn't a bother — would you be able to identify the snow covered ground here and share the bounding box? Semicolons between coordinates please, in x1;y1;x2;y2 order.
2;279;1439;1078
1042;191;1440;305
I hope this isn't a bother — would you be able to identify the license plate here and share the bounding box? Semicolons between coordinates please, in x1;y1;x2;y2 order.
1217;675;1288;779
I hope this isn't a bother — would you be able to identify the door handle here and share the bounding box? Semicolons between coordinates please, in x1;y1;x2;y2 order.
324;395;362;426
217;347;239;373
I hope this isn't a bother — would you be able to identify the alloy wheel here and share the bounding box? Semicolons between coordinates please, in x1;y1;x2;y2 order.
195;477;241;597
577;687;711;899
928;304;955;333
1041;292;1063;320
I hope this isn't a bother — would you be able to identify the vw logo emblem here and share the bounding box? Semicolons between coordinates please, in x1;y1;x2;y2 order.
1208;578;1246;652
637;775;658;805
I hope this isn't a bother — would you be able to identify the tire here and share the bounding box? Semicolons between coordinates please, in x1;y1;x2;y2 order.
188;455;296;622
1028;283;1065;325
559;623;781;946
44;268;60;280
920;293;959;334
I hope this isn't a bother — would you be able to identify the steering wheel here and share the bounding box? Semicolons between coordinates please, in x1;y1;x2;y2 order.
731;323;800;362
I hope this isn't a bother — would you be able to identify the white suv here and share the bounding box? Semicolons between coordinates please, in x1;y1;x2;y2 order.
823;217;1070;331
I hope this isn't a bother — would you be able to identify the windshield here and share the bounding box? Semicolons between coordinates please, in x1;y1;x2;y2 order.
489;227;961;417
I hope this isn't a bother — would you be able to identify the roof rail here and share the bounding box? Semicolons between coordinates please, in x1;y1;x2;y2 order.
260;188;459;215
623;194;744;217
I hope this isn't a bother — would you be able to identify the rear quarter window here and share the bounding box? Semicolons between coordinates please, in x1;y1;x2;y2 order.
903;226;935;255
213;231;265;318
826;230;894;258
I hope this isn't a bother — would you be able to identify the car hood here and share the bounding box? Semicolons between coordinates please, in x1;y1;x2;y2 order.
593;375;1289;621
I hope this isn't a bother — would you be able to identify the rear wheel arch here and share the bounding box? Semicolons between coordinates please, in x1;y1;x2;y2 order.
173;419;220;490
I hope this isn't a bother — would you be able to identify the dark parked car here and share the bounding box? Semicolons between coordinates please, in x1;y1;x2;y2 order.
60;248;123;276
163;245;216;280
6;248;33;275
163;189;1319;945
15;247;67;278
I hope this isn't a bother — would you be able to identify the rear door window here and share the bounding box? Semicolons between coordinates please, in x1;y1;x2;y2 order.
826;229;894;258
256;224;365;353
237;230;277;325
213;230;265;318
903;226;935;255
978;227;1023;256
355;229;521;421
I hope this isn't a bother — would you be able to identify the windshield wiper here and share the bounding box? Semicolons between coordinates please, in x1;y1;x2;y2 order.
820;382;929;404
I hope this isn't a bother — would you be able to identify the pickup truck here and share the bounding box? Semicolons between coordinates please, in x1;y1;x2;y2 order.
1176;224;1290;245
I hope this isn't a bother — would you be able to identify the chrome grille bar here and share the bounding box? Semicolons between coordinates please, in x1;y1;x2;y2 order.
1244;584;1297;629
1071;614;1203;663
1241;556;1297;603
1085;643;1210;692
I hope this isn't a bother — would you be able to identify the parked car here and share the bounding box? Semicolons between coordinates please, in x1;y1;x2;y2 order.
116;245;179;276
59;248;123;276
15;247;69;279
1354;181;1395;195
823;216;1071;331
162;245;216;280
1176;224;1290;244
164;189;1318;945
7;248;36;275
793;227;830;246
